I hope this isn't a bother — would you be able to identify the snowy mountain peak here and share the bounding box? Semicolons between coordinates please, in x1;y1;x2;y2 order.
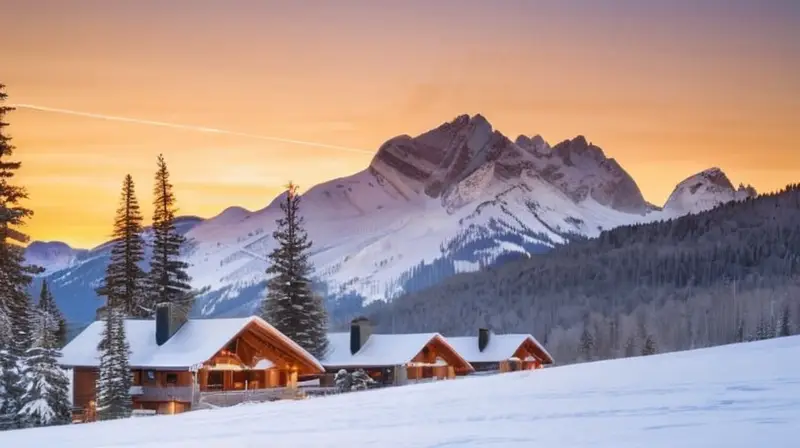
515;134;550;154
663;167;757;215
514;134;649;214
25;241;87;275
367;113;509;201
27;114;758;325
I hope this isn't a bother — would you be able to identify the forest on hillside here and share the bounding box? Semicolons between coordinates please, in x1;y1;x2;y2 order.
366;184;800;364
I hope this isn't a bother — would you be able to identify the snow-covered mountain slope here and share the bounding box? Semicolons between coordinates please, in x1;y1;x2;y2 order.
27;114;756;324
27;216;204;325
664;167;757;215
6;336;799;447
24;241;87;275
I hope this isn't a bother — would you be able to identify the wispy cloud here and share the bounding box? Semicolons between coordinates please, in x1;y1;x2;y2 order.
11;104;374;155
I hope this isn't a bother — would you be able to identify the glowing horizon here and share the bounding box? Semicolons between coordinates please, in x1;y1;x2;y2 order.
4;1;799;248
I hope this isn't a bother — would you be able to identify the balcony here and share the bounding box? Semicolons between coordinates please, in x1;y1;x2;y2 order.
129;384;305;406
131;385;195;403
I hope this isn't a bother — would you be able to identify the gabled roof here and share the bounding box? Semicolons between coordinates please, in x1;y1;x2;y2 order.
59;316;324;372
447;333;554;365
322;332;472;369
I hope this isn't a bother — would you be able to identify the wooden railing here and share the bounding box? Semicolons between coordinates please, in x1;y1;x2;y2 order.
196;387;305;408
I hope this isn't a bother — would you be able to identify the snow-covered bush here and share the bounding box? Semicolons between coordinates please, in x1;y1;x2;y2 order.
334;368;376;392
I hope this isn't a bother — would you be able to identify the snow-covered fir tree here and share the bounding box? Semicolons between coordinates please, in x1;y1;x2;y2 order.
18;296;71;428
779;305;791;338
350;369;376;391
0;84;38;431
97;174;148;317
641;334;657;356
334;369;351;392
578;326;595;361
334;369;376;392
147;155;193;317
260;182;329;359
96;307;133;421
755;315;772;341
35;280;67;348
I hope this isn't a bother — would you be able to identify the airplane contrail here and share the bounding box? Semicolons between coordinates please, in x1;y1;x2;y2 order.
11;103;374;155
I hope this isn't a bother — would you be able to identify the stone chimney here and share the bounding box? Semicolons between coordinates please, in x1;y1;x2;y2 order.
350;317;373;355
478;328;490;352
156;303;187;346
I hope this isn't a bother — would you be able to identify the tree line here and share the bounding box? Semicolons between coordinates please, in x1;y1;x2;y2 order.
0;83;330;427
366;183;800;365
0;85;71;429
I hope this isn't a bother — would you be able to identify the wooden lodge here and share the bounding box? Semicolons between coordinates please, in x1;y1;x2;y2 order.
447;328;554;373
319;317;474;387
60;304;324;422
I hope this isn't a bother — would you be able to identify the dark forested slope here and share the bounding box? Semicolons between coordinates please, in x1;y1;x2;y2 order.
368;184;800;364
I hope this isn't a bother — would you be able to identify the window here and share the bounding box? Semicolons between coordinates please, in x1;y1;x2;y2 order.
166;373;178;385
207;371;224;390
146;370;156;383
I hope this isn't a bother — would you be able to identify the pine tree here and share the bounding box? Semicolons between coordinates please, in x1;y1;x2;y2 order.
755;315;770;340
260;182;329;358
147;155;193;317
36;280;67;348
18;297;71;427
579;326;595;361
97;175;148;317
0;84;38;430
641;334;657;356
96;307;132;421
779;305;791;337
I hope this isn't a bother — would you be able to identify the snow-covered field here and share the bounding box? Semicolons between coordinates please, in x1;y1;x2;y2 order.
3;336;798;447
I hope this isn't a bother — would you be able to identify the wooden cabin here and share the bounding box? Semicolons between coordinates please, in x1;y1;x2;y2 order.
447;328;554;373
60;304;324;421
319;317;474;386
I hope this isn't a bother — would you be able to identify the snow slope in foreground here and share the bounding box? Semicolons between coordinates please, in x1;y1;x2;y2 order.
4;336;799;448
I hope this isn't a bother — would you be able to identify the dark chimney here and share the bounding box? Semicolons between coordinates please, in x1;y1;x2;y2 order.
156;303;187;346
350;317;372;355
478;328;490;352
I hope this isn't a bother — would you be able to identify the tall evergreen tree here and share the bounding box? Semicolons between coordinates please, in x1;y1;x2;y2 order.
19;295;71;427
0;84;38;430
260;182;329;358
96;307;132;421
147;155;193;317
98;175;148;317
37;280;67;347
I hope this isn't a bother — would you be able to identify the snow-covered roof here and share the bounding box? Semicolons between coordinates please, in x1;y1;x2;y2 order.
59;316;323;372
322;332;471;369
447;333;554;364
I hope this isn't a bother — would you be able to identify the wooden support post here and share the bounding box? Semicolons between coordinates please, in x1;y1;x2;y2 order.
199;368;209;392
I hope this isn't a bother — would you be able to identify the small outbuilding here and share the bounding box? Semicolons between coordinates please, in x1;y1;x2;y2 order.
320;317;474;386
447;328;553;373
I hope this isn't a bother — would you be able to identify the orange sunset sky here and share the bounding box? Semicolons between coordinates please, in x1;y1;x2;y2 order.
3;0;799;248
